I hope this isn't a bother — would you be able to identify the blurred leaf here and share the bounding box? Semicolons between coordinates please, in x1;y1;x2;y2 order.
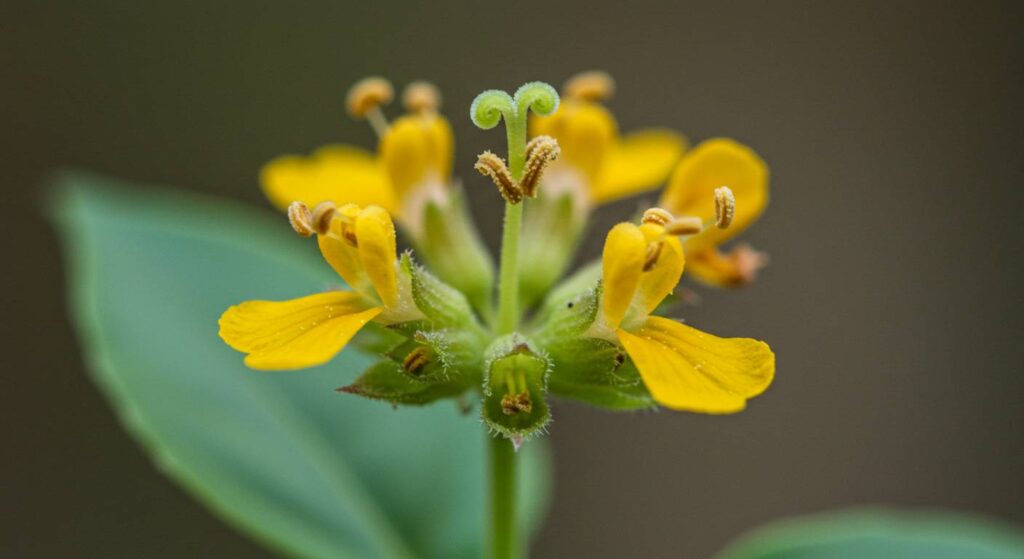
51;172;550;559
716;508;1024;559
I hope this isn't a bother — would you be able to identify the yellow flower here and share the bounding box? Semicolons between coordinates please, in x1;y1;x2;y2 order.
589;214;774;413
260;113;453;236
659;138;770;287
219;204;422;370
530;75;686;207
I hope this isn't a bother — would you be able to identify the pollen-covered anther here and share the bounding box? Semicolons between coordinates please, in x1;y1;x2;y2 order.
714;186;736;229
346;77;394;118
520;135;560;198
311;201;337;235
642;207;675;227
402;81;441;114
501;390;533;416
475;151;522;204
402;347;431;376
665;216;704;236
287;201;315;237
643;241;664;271
563;70;615;102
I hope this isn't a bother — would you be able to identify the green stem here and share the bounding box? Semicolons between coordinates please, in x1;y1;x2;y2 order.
489;435;519;559
495;106;527;334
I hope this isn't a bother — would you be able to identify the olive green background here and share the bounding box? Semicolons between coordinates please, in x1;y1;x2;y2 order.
4;1;1022;557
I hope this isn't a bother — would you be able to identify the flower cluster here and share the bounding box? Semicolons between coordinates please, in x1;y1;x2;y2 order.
219;72;775;446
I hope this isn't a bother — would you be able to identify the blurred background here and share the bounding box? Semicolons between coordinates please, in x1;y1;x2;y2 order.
4;1;1022;557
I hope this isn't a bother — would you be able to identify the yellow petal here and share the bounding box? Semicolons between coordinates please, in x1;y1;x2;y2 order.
219;291;382;370
356;206;398;307
617;316;774;413
601;223;646;328
637;224;685;314
379;114;453;197
531;101;617;182
260;145;396;213
591;129;687;204
659;138;768;252
317;204;373;297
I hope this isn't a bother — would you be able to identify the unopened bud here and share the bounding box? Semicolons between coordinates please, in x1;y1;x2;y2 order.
346;77;394;119
520;135;560;198
287;202;315;237
401;81;441;113
665;216;703;236
642;207;674;227
475;151;522;204
714;186;736;229
563;70;615;102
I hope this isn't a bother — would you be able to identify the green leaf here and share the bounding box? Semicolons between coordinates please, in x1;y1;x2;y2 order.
51;172;550;559
716;508;1024;559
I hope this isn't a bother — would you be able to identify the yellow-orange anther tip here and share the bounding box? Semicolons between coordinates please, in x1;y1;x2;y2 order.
287;201;314;237
564;70;615;102
665;216;703;236
641;207;675;227
346;77;394;118
402;81;442;113
311;201;337;235
714;186;736;229
475;151;522;204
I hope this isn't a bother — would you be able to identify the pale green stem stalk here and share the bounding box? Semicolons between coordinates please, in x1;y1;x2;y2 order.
489;435;518;559
495;110;527;335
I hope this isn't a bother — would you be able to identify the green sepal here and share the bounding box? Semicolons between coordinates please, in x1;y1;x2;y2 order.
519;192;585;309
382;328;486;386
401;252;483;333
351;322;409;355
418;188;495;321
340;361;471;406
531;261;602;341
546;339;655;411
481;335;552;445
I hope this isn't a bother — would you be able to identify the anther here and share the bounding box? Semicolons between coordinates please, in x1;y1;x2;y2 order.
563;70;615;102
287;201;315;237
714;186;736;229
665;216;703;236
475;151;522;204
520;135;560;198
402;81;441;114
643;241;664;271
346;77;393;137
402;347;431;376
501;390;533;416
642;207;675;227
311;201;337;235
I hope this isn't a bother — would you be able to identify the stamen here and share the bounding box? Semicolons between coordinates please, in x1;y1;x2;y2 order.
475;151;522;204
311;201;337;235
402;347;431;376
642;207;674;227
346;77;393;136
665;216;703;236
401;81;441;114
714;186;736;229
501;390;533;415
287;201;315;237
643;241;664;271
519;135;560;198
563;70;615;102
